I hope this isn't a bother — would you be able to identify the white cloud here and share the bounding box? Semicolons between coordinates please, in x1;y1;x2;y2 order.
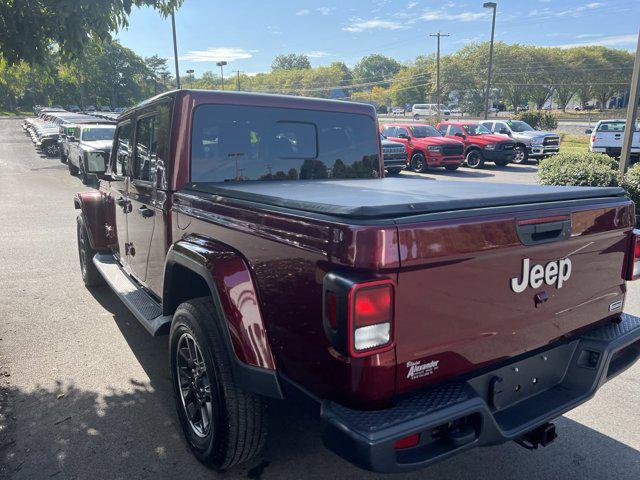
305;50;333;58
420;11;489;21
555;33;638;49
343;18;407;32
316;7;335;15
180;47;256;63
266;25;282;35
295;9;310;16
408;1;418;8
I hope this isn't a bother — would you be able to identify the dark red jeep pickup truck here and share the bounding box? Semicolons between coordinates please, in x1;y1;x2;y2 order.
75;90;640;473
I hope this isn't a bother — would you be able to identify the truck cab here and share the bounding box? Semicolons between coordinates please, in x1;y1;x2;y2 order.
74;90;640;474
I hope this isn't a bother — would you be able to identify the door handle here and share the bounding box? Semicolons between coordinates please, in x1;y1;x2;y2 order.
138;205;155;218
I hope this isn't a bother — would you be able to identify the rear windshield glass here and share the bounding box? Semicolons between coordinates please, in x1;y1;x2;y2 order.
596;121;626;132
81;126;116;141
191;104;379;182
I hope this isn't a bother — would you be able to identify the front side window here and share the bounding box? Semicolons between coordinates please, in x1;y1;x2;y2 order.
112;122;131;177
396;127;409;137
449;125;464;136
190;104;379;182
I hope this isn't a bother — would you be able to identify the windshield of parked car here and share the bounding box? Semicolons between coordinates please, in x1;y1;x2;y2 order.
409;125;442;138
81;126;116;141
506;120;534;132
463;124;491;136
191;105;380;182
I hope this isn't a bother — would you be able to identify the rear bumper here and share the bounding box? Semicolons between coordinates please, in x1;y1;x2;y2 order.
321;313;640;473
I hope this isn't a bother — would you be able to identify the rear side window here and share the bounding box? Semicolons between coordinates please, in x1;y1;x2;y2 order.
190;104;379;182
132;103;172;183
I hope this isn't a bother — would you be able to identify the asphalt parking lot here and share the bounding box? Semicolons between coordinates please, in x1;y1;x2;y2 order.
1;116;638;480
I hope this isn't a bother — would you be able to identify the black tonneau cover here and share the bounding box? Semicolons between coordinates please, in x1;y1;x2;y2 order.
185;178;627;219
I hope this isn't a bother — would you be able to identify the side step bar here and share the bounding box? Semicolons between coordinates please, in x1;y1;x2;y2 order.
93;253;171;336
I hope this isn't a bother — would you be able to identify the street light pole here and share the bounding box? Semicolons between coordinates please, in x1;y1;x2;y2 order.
234;70;242;91
619;29;640;176
430;32;450;119
483;2;497;120
171;10;180;89
216;61;227;90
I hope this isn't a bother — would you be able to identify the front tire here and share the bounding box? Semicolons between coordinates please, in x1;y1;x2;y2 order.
410;152;427;172
76;215;104;287
465;149;484;169
170;298;267;471
513;145;528;164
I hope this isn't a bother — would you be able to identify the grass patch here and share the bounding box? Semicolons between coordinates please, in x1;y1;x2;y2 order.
559;134;589;155
0;110;32;117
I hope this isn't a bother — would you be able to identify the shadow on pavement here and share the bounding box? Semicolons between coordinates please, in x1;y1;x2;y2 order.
3;287;638;479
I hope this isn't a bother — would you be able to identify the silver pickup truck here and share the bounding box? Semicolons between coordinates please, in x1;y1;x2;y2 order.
481;119;560;164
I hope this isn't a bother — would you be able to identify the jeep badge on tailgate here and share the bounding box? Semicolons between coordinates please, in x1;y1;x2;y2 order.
511;258;572;293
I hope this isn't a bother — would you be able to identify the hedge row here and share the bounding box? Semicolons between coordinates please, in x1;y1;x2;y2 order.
538;152;640;214
513;111;558;130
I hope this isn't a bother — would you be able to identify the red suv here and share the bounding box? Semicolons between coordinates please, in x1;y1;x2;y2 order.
381;123;464;172
436;121;516;168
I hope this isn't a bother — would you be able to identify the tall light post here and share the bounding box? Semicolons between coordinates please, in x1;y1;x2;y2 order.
217;61;227;90
186;69;194;88
430;32;450;120
483;2;497;120
171;10;180;89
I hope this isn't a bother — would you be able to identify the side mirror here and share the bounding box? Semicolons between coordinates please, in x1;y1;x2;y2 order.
499;128;510;135
454;132;466;139
398;133;410;140
584;129;592;134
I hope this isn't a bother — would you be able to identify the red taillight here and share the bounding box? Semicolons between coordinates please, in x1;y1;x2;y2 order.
627;230;640;281
395;433;420;449
349;281;395;357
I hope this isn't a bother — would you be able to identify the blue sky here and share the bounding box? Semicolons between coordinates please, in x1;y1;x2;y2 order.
116;0;640;76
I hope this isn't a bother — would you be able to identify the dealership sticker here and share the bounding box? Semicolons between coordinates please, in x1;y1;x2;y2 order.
406;359;439;380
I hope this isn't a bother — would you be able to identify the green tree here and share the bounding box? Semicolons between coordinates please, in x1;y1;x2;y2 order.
0;1;182;65
353;54;401;87
271;54;311;71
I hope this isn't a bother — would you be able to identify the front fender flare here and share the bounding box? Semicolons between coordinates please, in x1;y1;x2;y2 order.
73;191;112;251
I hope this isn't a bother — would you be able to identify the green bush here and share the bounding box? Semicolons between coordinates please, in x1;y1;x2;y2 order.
622;163;640;212
513;110;558;130
538;152;619;187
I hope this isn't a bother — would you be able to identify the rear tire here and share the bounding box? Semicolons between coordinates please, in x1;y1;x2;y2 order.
76;215;104;287
513;145;528;164
465;150;484;169
444;164;460;171
170;297;267;471
410;152;427;172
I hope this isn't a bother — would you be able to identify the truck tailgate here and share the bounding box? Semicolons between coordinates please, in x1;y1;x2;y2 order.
393;200;635;395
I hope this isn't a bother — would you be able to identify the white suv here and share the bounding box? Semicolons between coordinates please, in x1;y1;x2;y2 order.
412;104;450;120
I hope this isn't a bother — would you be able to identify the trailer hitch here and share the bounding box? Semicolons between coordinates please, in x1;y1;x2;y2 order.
515;423;557;450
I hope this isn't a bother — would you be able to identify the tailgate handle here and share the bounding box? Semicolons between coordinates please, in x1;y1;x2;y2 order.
517;216;571;245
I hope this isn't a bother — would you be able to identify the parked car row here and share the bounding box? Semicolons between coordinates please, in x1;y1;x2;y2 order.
22;108;116;184
380;118;561;174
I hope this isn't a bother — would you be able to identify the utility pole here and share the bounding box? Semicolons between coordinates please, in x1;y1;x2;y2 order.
234;70;242;91
171;10;180;89
483;2;497;120
429;32;450;118
620;29;640;176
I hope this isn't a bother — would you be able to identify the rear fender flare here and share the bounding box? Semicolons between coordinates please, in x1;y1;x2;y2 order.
164;240;283;398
